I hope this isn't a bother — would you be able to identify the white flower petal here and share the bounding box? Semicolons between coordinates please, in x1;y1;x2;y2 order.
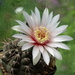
42;50;50;65
41;8;49;26
49;14;60;27
47;42;70;50
35;7;40;25
53;48;62;60
22;39;35;43
12;25;24;33
15;20;32;35
52;35;73;42
31;11;38;27
33;51;41;65
39;45;44;53
12;34;27;39
52;25;68;37
44;46;54;56
50;21;60;32
18;40;26;46
12;34;34;43
32;45;40;59
23;11;34;29
22;43;34;50
47;12;53;27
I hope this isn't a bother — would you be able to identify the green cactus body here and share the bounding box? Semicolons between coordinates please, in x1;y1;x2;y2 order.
0;39;56;75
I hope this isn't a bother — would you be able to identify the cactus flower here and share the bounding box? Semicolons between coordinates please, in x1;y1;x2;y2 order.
12;7;73;65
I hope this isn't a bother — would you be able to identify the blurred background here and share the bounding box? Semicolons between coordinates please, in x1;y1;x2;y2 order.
0;0;75;75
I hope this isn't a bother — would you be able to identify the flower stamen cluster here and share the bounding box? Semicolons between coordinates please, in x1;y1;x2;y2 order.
34;26;50;44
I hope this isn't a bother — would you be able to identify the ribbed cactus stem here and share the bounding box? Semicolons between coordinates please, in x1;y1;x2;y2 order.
0;39;56;75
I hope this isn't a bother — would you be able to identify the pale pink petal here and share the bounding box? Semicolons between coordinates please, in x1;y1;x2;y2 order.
31;11;38;27
52;35;73;42
12;25;24;33
12;34;28;39
39;45;44;53
12;34;34;43
32;45;40;59
33;51;41;65
47;42;70;50
53;48;62;60
41;8;49;26
18;40;26;46
15;20;32;35
49;21;60;32
42;50;50;65
22;39;35;43
52;25;68;37
35;7;40;25
47;12;53;27
23;11;34;29
22;43;34;50
48;14;60;28
44;46;54;56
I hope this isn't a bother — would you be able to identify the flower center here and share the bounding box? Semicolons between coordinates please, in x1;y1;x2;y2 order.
34;26;50;44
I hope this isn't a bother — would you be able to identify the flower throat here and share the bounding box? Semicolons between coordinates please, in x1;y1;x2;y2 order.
34;26;50;44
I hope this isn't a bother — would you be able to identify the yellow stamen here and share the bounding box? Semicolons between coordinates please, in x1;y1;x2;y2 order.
34;26;50;44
